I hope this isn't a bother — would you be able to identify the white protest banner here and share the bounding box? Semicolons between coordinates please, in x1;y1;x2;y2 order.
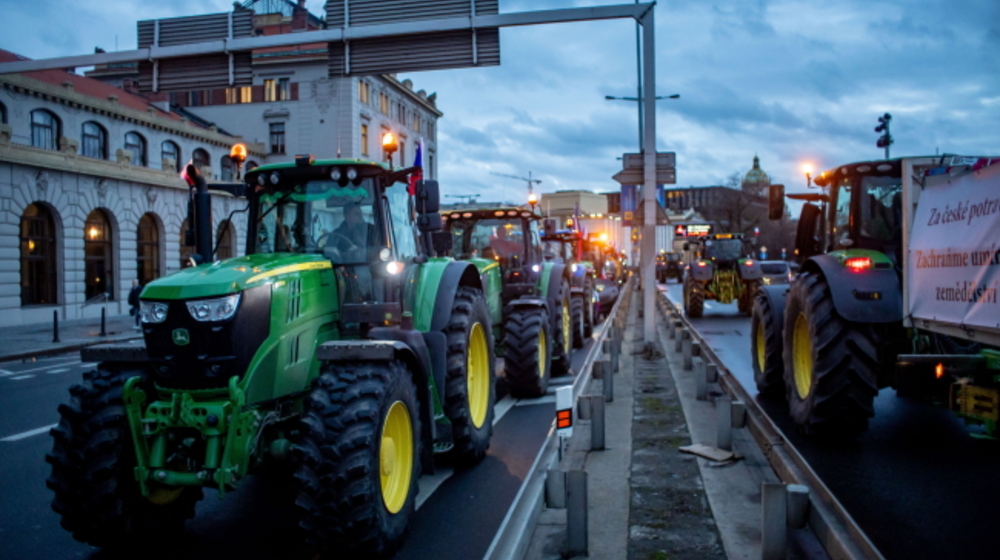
908;161;1000;330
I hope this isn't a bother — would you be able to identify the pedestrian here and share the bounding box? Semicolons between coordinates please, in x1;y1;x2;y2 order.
128;279;143;329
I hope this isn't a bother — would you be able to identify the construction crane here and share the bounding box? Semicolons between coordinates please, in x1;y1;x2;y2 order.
445;194;480;204
490;171;542;197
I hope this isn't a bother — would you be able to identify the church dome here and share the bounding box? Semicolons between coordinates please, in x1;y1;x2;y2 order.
742;155;770;193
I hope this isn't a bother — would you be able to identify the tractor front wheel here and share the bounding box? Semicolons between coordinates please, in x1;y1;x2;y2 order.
444;286;495;466
781;272;879;438
684;279;704;318
583;279;596;337
293;361;421;558
47;366;202;548
551;280;573;376
504;306;552;398
751;292;784;399
570;294;586;349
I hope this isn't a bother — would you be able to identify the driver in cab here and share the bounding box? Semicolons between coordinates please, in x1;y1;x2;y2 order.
327;203;377;260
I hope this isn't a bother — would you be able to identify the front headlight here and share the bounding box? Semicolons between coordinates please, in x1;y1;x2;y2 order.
186;293;242;322
140;301;169;324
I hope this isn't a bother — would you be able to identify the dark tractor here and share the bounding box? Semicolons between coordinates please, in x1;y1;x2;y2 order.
442;208;573;398
47;154;495;558
656;251;684;283
540;222;599;349
682;233;762;318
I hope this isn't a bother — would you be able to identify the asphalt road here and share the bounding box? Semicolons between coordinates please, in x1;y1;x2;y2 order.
661;281;998;560
0;337;596;559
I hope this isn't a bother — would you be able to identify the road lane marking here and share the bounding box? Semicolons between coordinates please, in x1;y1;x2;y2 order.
46;368;71;374
515;395;556;406
0;358;81;376
81;363;97;368
2;424;56;442
493;395;516;425
10;375;34;381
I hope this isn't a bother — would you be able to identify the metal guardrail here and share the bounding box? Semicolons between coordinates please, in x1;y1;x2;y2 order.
482;275;635;560
655;291;885;560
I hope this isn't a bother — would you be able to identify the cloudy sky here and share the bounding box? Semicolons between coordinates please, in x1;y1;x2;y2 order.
2;0;998;203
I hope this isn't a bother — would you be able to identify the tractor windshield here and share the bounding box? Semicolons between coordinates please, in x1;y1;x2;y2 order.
542;239;571;262
857;175;902;243
255;179;379;265
449;218;527;262
704;239;744;262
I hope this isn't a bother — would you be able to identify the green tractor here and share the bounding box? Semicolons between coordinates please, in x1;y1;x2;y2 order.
441;207;573;398
540;223;599;348
682;233;762;318
47;156;495;558
656;251;684;283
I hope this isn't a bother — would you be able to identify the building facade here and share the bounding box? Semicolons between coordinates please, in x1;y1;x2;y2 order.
0;50;264;327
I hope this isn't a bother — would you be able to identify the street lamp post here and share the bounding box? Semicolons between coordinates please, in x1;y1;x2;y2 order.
802;163;813;189
604;94;680;152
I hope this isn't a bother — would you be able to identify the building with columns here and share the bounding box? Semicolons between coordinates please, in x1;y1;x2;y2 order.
0;49;265;328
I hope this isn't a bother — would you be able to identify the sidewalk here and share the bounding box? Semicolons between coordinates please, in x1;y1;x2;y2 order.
0;313;143;363
521;289;807;560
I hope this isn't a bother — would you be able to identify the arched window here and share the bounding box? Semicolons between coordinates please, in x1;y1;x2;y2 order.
161;141;181;172
193;148;210;170
125;132;147;167
179;218;195;268
20;203;58;305
216;220;235;260
31;109;59;151
81;121;107;160
137;213;160;286
220;156;234;181
84;209;114;300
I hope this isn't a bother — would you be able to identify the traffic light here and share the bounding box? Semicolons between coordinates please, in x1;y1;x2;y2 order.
874;113;893;158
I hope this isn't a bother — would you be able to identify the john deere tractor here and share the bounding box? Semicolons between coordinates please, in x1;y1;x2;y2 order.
682;233;762;318
442;207;573;398
540;223;598;349
47;156;495;558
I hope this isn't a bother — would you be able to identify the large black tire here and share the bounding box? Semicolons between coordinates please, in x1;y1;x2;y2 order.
570;294;586;349
684;279;704;318
781;271;879;438
46;366;202;547
583;279;595;337
737;280;759;315
504;306;552;398
444;286;495;466
293;361;421;558
550;280;573;377
751;292;784;399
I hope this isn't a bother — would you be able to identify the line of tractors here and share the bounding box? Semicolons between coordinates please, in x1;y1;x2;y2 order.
45;153;622;557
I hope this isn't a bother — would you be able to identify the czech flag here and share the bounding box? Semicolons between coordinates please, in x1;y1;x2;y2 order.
408;140;424;195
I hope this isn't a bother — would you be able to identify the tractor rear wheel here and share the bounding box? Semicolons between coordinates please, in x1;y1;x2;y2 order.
293;360;421;558
781;271;879;438
504;306;552;398
570;294;586;349
738;280;759;315
684;279;704;318
751;292;784;399
551;280;573;376
583;279;595;337
46;366;202;547
444;286;495;466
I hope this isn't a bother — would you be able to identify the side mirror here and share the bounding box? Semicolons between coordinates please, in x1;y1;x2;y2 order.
768;184;785;220
543;218;557;237
417;212;442;233
415;180;440;214
430;230;453;256
794;203;822;260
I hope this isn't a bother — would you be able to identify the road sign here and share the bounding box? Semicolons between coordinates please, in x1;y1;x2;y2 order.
621;184;637;225
556;386;573;437
613;152;677;185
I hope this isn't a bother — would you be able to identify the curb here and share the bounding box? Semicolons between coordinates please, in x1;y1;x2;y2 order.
0;336;144;364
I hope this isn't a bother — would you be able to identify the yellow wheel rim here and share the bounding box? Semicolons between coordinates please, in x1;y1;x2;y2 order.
147;483;183;505
755;321;766;373
561;300;572;356
792;313;814;400
380;400;414;514
538;328;548;380
467;322;490;429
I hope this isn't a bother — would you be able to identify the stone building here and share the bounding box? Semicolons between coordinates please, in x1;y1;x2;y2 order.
0;49;265;328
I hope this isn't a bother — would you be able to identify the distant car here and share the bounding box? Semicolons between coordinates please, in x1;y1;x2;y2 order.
594;277;619;318
759;260;794;285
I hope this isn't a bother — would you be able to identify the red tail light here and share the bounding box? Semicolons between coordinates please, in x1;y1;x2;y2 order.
845;257;873;272
697;261;707;267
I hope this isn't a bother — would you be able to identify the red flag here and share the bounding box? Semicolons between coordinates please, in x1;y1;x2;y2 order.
407;140;424;195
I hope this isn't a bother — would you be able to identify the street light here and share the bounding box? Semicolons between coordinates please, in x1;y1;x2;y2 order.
604;94;680;151
802;163;814;189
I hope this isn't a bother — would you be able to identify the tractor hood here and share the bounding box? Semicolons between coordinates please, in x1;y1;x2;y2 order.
142;253;332;300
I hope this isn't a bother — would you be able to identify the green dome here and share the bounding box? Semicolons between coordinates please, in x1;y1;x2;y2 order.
742;155;770;192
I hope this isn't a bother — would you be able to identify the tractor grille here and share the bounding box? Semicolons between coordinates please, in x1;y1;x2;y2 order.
143;285;271;389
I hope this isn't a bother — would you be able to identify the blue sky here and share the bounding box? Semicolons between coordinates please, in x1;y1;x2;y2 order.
2;0;998;202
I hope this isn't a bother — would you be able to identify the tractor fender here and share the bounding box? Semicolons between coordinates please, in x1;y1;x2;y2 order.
427;260;486;333
688;261;715;282
738;259;763;281
542;263;568;301
317;337;436;473
504;297;549;317
803;254;902;323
